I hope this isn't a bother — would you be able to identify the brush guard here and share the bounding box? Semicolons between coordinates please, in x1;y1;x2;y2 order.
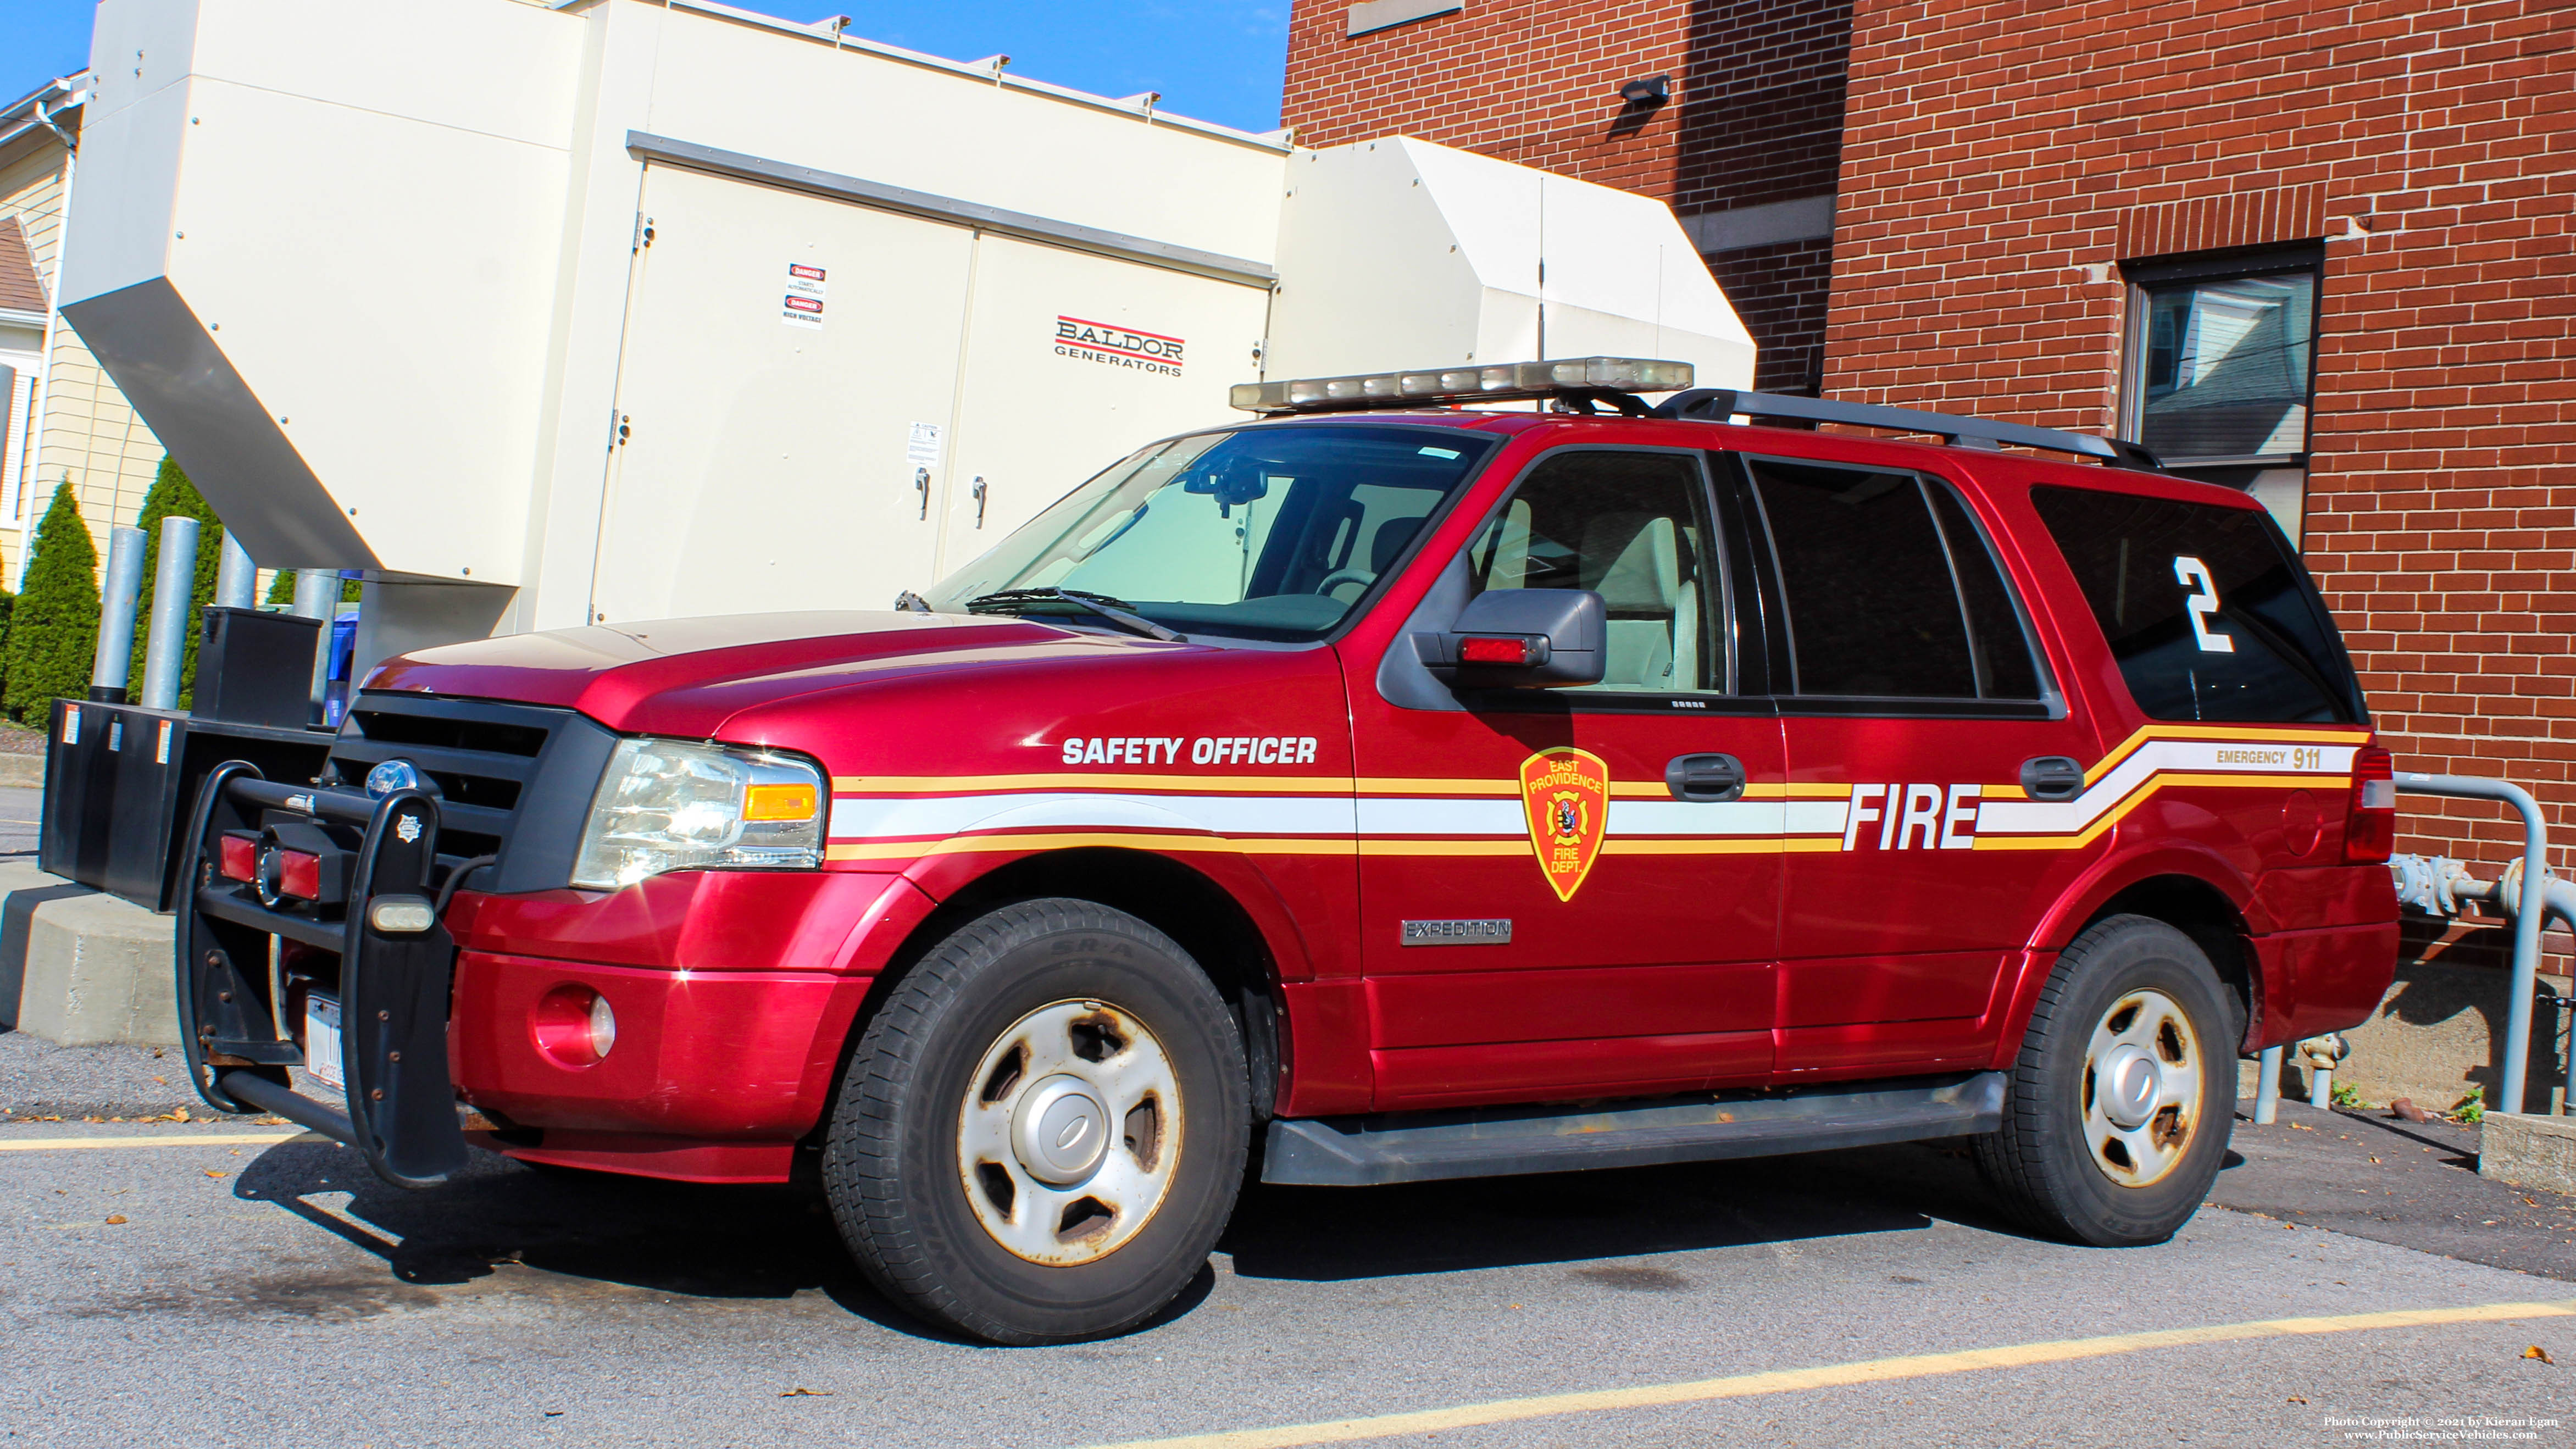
174;760;468;1189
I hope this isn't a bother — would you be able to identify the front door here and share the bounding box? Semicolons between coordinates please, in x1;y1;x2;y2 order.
1348;447;1785;1111
1724;452;2112;1077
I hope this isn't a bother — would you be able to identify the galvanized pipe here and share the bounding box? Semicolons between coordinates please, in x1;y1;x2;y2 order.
88;525;148;703
291;570;340;714
2253;1044;2284;1125
137;515;200;710
2397;773;2551;1114
213;530;257;609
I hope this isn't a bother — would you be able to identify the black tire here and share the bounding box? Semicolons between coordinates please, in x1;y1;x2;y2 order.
1973;914;2237;1247
822;898;1249;1344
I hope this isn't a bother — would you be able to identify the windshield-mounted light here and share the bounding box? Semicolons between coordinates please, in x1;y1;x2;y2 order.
569;739;826;891
1228;357;1695;415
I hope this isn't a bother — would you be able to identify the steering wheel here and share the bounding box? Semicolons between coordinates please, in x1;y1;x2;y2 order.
1318;569;1375;601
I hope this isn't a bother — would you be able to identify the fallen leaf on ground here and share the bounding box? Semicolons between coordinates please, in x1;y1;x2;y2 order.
2290;1122;2315;1131
203;1169;226;1179
779;1387;832;1397
2527;1346;2555;1364
2288;1395;2308;1404
151;1076;168;1086
103;1215;126;1225
2369;1156;2383;1164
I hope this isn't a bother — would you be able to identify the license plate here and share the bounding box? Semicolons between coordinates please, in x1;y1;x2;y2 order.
305;995;345;1089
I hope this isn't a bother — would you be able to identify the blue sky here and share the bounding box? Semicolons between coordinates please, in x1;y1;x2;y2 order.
2;2;1289;133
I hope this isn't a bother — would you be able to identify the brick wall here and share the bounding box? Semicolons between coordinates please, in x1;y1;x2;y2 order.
1826;0;2576;965
1283;0;1853;387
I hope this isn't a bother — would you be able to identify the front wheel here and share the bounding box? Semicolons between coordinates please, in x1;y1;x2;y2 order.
821;899;1249;1344
1973;914;2236;1246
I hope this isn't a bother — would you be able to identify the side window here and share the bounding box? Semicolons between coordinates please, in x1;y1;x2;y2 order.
2030;485;2365;724
1745;458;2045;702
1465;451;1721;693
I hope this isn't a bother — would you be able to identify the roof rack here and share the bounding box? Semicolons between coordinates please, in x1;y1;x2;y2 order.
1651;388;2166;471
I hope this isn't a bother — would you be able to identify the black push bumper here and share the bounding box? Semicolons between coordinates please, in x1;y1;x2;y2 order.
175;762;469;1189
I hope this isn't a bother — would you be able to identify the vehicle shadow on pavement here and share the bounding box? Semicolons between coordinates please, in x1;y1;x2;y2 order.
1221;1139;2020;1281
222;1136;2021;1337
227;1139;971;1340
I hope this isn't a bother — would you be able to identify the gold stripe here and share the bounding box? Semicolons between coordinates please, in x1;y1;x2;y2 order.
831;773;1354;795
1984;784;2028;801
826;834;1357;862
2082;722;2370;785
1073;1299;2576;1449
1602;838;1779;856
1356;840;1529;857
0;1131;310;1152
1976;769;2339;852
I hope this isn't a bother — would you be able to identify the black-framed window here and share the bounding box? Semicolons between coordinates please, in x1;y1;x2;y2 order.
1462;449;1727;693
1742;457;2044;702
2120;246;2322;470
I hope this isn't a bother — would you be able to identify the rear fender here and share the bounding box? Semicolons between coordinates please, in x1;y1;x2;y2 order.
1991;843;2261;1065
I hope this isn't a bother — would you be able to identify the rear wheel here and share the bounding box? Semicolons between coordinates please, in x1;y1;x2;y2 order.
822;898;1248;1344
1974;914;2235;1246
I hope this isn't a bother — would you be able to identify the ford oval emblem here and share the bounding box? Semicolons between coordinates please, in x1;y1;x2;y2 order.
366;759;425;799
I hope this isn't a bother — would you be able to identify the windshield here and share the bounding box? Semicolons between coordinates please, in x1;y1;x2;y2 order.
925;425;1494;641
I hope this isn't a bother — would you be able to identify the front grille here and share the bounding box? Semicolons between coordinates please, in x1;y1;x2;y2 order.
327;693;620;893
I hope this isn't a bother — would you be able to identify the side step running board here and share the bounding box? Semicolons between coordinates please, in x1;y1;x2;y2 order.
1262;1072;2006;1187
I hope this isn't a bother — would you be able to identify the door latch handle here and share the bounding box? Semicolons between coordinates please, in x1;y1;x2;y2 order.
2020;755;2085;802
914;467;930;520
971;475;987;529
1667;752;1746;803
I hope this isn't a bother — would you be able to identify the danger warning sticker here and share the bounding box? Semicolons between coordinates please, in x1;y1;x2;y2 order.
783;263;826;329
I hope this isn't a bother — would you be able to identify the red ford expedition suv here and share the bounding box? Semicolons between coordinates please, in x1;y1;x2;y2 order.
175;360;2400;1344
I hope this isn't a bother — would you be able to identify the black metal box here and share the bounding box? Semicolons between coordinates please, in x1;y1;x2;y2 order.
196;607;325;729
40;700;335;912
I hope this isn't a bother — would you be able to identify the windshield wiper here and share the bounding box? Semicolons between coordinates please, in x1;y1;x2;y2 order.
964;587;1184;642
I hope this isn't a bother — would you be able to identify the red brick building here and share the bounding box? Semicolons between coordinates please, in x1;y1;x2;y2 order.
1286;0;2576;970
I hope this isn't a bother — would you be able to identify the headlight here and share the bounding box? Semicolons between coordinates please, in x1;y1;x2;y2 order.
570;738;825;890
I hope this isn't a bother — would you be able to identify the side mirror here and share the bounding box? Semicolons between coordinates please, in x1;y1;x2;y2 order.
1423;589;1606;687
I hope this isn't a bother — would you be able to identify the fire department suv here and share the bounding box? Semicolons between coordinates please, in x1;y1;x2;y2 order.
177;359;2400;1344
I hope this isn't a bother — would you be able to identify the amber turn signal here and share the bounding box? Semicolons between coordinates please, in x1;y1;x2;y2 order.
743;782;819;823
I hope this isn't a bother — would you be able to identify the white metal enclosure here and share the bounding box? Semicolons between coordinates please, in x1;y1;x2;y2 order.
58;0;1753;673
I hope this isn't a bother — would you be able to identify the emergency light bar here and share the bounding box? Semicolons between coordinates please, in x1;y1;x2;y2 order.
1229;357;1695;415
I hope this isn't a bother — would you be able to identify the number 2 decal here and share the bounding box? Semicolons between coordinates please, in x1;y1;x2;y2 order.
2172;555;2235;654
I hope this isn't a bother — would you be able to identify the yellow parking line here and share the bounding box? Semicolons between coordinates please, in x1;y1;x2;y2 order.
0;1132;309;1152
1078;1298;2576;1449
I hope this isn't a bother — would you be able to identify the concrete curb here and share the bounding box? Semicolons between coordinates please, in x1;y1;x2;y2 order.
2478;1113;2576;1196
0;861;177;1047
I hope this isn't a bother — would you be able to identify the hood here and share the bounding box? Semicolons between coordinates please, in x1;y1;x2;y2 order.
362;609;1159;736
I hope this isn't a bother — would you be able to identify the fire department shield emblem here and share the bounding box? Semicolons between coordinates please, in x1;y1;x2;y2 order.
1518;747;1609;902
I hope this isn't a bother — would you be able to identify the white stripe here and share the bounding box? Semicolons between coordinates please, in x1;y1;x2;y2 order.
1357;797;1521;836
1978;740;2357;836
1607;800;1787;836
829;792;1354;840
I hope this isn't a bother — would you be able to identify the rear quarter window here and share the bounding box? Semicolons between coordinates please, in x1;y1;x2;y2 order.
2030;485;2366;724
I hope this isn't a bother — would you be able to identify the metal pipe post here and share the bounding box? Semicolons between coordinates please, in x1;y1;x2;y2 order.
137;515;201;710
2397;773;2552;1114
2309;1066;2334;1109
88;525;148;703
2253;1045;2284;1124
291;570;340;714
213;530;256;609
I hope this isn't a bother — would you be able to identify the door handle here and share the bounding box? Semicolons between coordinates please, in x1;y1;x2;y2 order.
1667;752;1745;803
915;467;930;520
971;475;987;529
2020;755;2084;802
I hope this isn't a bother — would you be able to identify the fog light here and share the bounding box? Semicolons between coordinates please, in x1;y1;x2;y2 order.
533;985;617;1067
589;993;617;1059
367;895;437;933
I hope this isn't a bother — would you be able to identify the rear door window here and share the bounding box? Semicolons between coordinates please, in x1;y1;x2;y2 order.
1742;457;2045;702
2030;485;2366;723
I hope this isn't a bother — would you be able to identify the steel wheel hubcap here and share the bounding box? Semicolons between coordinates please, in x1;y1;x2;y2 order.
956;999;1181;1266
2082;987;2202;1188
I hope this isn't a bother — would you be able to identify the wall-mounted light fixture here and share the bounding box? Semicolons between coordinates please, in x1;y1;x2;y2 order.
1618;74;1671;107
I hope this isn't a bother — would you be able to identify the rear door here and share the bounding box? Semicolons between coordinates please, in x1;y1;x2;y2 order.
1350;446;1785;1110
1727;453;2111;1079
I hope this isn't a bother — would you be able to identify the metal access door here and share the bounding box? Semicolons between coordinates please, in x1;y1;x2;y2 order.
932;234;1269;575
593;164;975;622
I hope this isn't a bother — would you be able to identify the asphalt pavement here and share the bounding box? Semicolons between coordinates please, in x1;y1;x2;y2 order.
5;1103;2574;1448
